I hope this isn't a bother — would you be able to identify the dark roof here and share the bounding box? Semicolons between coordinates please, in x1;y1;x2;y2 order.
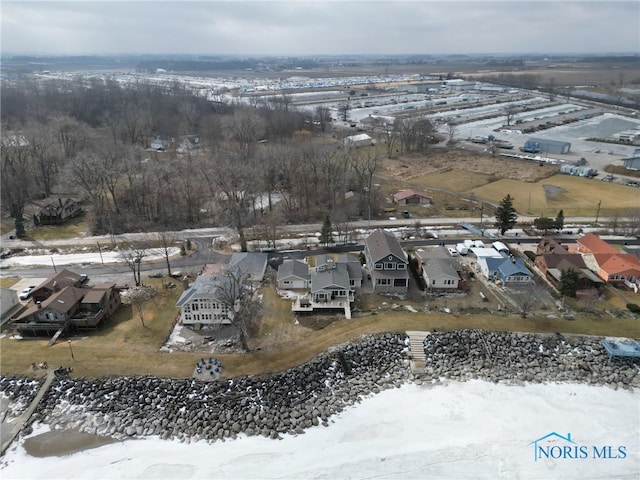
540;254;587;270
311;265;350;293
365;229;407;264
15;286;84;320
36;269;82;292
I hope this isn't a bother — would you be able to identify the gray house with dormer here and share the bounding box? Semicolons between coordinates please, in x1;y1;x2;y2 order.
364;229;409;294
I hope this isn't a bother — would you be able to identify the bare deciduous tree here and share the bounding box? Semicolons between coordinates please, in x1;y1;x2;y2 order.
215;271;262;352
127;285;157;328
120;245;148;286
504;105;518;126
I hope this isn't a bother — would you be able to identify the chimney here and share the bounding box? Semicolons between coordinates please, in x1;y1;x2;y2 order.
52;280;59;292
37;301;42;309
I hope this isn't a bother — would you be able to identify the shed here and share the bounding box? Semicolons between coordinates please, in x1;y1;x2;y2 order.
392;189;432;206
527;137;571;154
492;241;509;254
622;156;640;171
343;133;373;148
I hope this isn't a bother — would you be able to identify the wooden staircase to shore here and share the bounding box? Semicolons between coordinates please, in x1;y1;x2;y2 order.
406;330;429;373
48;327;65;347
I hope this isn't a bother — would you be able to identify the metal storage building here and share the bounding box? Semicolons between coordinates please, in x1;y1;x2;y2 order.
527;137;571;154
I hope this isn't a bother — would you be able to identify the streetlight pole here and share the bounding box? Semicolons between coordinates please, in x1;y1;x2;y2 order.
67;339;75;361
595;199;602;225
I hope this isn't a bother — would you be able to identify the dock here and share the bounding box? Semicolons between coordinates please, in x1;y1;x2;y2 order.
1;371;56;456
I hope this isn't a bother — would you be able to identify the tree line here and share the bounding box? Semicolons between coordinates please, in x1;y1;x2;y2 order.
1;77;390;245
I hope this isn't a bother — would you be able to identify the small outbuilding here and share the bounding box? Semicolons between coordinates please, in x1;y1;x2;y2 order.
343;133;374;148
392;189;432;206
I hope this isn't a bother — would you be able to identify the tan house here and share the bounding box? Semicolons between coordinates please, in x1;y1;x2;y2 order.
12;284;121;336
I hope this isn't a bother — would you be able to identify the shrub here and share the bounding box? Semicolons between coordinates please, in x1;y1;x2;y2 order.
524;250;536;261
627;303;640;314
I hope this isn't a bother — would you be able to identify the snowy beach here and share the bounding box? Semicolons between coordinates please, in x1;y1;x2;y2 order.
1;380;638;479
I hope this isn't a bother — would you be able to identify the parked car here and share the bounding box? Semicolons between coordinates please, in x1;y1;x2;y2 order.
402;210;411;218
19;286;36;300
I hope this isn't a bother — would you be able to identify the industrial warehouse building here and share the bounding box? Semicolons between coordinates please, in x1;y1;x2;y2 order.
527;137;571;154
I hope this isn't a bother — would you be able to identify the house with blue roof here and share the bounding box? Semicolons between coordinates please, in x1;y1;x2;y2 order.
477;256;533;285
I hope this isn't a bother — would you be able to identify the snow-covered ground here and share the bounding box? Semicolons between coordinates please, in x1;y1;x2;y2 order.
0;247;180;267
1;380;637;479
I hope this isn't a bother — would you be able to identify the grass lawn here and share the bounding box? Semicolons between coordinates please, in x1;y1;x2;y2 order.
411;169;494;193
472;175;640;218
2;275;638;381
0;277;20;288
27;215;91;241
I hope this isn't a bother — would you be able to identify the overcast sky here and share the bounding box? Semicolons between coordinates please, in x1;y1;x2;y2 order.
1;1;638;56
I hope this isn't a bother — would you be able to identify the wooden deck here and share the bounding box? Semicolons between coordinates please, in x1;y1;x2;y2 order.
292;297;352;319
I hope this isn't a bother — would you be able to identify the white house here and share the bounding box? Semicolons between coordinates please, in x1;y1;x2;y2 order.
0;288;20;322
277;259;310;290
175;275;235;328
422;258;460;290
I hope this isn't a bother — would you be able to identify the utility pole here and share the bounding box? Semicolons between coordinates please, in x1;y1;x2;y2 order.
595;199;602;224
479;202;484;233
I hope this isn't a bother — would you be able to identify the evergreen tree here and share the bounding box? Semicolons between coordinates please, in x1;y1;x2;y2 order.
555;209;565;231
558;268;579;298
14;216;26;238
495;194;518;235
319;215;333;246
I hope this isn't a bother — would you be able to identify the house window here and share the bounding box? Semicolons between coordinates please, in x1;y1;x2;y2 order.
184;305;190;313
385;262;394;270
397;263;406;270
192;303;199;311
377;278;391;286
374;263;383;270
283;280;290;285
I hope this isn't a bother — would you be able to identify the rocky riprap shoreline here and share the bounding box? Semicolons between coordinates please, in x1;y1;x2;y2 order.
5;333;410;443
420;330;639;389
1;330;638;445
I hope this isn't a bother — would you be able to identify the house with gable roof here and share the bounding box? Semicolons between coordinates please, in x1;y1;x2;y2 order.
12;282;121;336
392;189;432;206
477;256;533;285
277;259;310;290
282;253;363;318
364;229;409;294
414;246;463;291
175;275;235;328
576;233;640;289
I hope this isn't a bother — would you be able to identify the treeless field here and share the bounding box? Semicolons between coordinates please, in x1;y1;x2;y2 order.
463;65;640;88
379;150;638;218
472;175;640;218
382;150;559;184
